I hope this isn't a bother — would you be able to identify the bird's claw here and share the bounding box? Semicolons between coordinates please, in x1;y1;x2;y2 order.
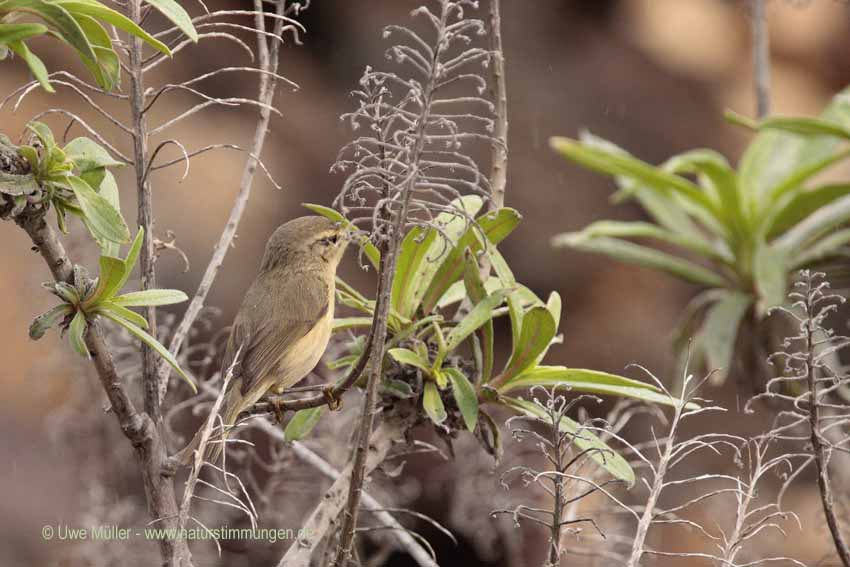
270;397;286;424
323;386;342;411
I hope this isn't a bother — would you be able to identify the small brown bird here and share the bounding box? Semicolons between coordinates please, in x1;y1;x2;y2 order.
180;215;349;464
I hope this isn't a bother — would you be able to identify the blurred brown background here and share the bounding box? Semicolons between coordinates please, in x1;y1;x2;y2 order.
3;0;850;565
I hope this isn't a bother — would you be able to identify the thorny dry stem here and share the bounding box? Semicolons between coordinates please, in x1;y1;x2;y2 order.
330;1;497;564
749;270;850;566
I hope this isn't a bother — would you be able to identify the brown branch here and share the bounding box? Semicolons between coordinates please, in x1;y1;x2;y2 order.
127;0;161;424
15;210;193;567
156;0;289;396
487;0;508;211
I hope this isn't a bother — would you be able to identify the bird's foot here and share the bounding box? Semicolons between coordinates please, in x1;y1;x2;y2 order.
323;386;342;411
270;397;286;424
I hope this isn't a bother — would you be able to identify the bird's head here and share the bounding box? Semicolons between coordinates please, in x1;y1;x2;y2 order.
261;215;350;272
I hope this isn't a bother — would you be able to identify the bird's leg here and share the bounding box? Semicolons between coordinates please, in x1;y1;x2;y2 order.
323;385;342;411
270;396;286;424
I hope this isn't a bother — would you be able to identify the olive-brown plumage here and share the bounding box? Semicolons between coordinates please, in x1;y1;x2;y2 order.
181;215;348;463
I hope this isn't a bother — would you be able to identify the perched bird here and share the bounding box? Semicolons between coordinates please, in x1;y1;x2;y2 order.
179;215;349;464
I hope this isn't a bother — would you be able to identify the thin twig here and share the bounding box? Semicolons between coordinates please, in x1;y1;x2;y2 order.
750;0;770;119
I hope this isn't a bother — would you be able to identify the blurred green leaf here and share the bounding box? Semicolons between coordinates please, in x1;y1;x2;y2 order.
753;240;787;313
0;22;47;43
284;406;326;442
700;291;751;383
550;135;716;214
575;220;731;264
555;233;726;287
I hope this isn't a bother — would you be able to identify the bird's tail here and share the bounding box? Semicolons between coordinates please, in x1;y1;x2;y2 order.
177;386;245;466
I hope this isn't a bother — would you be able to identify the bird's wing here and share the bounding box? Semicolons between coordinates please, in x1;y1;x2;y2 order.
221;270;330;397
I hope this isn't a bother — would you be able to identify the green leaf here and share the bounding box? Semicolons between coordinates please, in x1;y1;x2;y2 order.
303;203;379;269
462;252;494;381
404;195;485;316
95;171;120;256
140;0;197;41
112;289;188;307
0;171;39;195
775;194;850;254
331;317;373;333
444;367;478;432
99;308;196;392
573;220;731;264
497;366;689;409
753;240;788;313
29;303;72;339
85;254;126;305
388;348;431;373
118;228;144;290
700;291;752;382
392;226;438;317
71;14;117;90
444;288;510;353
0;22;48;43
663;149;745;241
68;309;89;358
498;306;557;387
423;381;447;425
54;0;171;54
555;232;726;287
792;228;850;268
550;135;715;214
739;113;850;140
420;206;521;314
1;0;96;61
94;301;149;329
64;175;129;243
8;41;52;92
64;136;124;171
503;396;634;487
767;184;850;238
284;406;326;442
